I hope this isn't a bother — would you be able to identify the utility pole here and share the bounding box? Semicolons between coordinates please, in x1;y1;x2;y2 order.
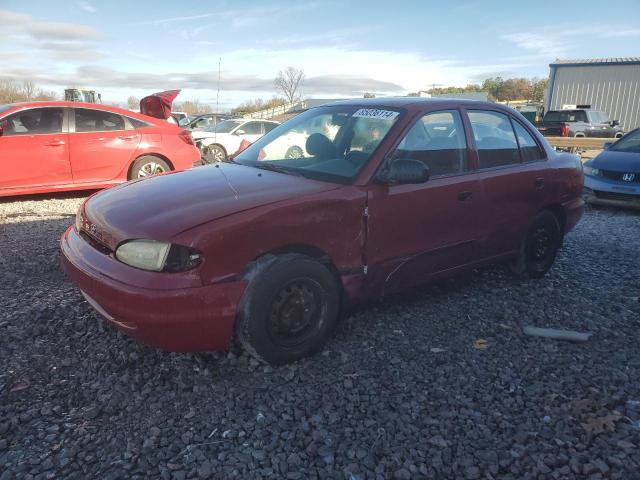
216;57;221;114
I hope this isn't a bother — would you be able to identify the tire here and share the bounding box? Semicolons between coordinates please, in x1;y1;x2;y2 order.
236;254;340;365
202;144;227;164
510;210;562;279
129;156;170;180
285;146;304;159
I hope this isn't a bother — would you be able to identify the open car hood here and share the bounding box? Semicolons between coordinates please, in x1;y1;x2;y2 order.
139;90;180;119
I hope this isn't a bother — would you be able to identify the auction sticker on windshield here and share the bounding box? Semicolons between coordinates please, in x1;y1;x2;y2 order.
353;109;399;120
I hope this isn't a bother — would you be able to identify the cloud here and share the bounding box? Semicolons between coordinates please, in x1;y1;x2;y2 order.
503;24;640;58
77;1;96;13
0;9;103;41
304;75;403;95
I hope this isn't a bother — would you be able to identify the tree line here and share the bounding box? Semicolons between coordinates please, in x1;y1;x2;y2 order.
0;79;58;104
410;77;548;103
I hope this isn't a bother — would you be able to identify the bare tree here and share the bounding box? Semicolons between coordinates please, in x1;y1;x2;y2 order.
22;80;36;100
0;79;25;103
127;96;140;110
274;67;305;104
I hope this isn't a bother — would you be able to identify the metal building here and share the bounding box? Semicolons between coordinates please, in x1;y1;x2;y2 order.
545;58;640;130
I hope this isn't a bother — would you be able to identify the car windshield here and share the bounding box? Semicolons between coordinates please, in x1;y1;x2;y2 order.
215;120;244;133
610;129;640;153
544;110;587;122
590;111;610;124
233;106;402;184
0;104;14;115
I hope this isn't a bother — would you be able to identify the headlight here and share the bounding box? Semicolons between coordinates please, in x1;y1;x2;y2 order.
115;240;202;272
583;165;600;177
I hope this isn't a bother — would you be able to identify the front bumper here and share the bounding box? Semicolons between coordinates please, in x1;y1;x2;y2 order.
60;226;247;352
584;175;640;210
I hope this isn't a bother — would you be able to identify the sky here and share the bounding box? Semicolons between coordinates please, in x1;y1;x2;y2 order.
1;0;640;110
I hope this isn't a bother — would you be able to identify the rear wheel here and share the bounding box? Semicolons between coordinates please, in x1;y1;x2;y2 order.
129;156;170;180
236;254;340;365
202;144;227;164
510;210;562;279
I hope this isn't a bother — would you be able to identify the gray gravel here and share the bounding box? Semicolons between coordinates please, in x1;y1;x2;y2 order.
1;193;639;480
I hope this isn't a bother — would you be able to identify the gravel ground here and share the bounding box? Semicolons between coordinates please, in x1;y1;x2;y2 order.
1;193;639;480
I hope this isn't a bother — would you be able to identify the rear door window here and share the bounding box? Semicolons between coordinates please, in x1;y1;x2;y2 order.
1;108;64;135
512;121;545;162
263;122;278;133
392;109;468;176
75;109;125;132
468;110;520;168
242;122;263;135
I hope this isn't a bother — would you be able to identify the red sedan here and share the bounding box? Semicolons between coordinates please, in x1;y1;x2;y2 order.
0;100;199;197
61;98;584;364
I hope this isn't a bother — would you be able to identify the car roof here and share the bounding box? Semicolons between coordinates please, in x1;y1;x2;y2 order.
2;101;157;120
319;96;500;112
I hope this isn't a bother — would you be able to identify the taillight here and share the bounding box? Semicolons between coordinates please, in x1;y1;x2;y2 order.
178;129;194;145
561;124;569;137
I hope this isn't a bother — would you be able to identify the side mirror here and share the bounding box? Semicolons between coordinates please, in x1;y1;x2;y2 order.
603;142;613;149
379;159;430;185
611;120;620;127
235;129;246;135
0;125;3;137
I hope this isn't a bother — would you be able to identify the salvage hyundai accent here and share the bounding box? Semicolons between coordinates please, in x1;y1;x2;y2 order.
61;98;584;364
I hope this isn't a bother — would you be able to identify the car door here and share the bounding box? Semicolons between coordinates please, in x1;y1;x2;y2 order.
236;121;264;143
589;111;614;138
466;109;550;259
365;109;483;295
0;107;71;190
69;108;141;184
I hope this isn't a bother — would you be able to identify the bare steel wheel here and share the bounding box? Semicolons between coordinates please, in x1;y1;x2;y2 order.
236;254;340;365
129;156;170;180
268;280;323;349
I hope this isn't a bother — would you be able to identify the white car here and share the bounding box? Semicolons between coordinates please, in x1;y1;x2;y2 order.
196;119;279;162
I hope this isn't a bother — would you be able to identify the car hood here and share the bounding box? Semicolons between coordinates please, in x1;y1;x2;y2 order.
590;150;640;172
83;163;339;248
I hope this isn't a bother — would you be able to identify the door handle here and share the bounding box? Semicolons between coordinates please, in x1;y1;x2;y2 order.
44;139;65;146
535;178;545;190
118;135;137;140
457;191;473;201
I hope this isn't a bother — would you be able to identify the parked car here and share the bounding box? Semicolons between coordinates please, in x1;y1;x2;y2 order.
171;111;188;124
61;98;584;364
537;109;624;138
0;100;200;197
583;128;640;209
195;119;280;162
183;113;235;131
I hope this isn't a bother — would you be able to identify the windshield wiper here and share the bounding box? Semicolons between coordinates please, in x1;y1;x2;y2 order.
252;163;303;177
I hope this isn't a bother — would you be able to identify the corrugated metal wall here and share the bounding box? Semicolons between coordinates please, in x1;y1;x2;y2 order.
546;64;640;130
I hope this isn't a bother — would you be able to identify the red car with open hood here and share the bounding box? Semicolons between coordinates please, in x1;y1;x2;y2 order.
0;90;199;197
61;98;584;364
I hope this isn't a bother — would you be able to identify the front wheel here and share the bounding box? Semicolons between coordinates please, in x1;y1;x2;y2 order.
129;156;170;180
202;144;227;164
235;254;340;365
510;211;561;279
